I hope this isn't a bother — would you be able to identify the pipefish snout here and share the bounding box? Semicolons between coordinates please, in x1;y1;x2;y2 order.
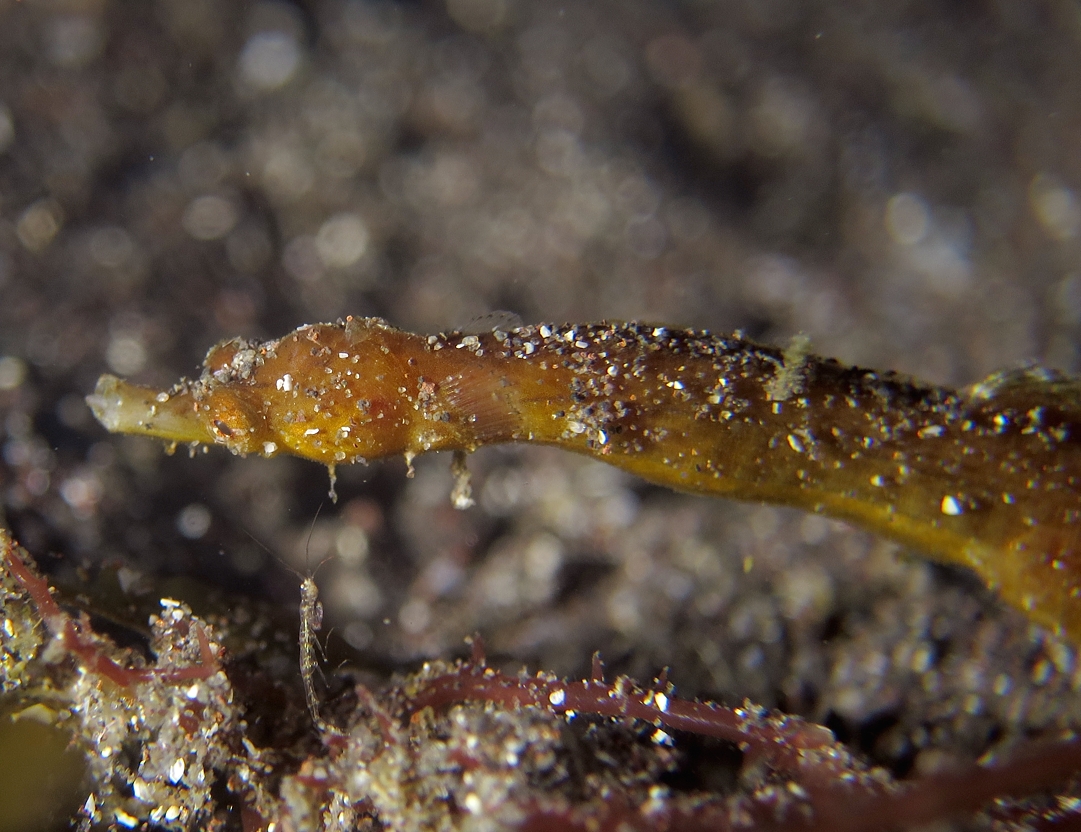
87;317;1081;641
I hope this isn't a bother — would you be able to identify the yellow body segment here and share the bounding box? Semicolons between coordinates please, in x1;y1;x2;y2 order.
87;318;1081;640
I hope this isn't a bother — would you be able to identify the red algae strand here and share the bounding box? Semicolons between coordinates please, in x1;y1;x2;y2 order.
87;317;1081;641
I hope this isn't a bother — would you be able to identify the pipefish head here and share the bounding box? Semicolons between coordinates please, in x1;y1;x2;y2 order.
195;386;270;456
87;374;216;447
85;359;281;460
196;332;406;463
105;342;396;466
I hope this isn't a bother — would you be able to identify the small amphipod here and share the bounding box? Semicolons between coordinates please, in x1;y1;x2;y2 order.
298;573;328;734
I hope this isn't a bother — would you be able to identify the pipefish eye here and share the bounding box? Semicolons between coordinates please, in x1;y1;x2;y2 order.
199;389;266;456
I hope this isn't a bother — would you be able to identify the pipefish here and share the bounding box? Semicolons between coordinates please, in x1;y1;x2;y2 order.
87;317;1081;641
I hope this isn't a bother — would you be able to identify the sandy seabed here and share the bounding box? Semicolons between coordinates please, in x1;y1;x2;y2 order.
1;1;1081;829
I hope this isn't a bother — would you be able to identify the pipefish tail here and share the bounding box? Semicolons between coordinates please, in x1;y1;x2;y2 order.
87;317;1081;641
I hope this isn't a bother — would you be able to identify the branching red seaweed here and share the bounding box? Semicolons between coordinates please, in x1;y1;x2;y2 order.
4;529;1081;831
398;661;863;788
379;658;1081;832
1;529;219;688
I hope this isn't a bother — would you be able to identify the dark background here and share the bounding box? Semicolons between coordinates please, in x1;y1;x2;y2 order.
1;0;1081;827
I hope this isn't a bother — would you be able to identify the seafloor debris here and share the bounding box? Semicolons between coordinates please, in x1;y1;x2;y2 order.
87;318;1081;641
3;529;1081;831
0;530;247;830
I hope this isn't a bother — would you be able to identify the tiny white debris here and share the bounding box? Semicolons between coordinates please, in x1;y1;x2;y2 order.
175;499;210;538
132;777;153;803
918;424;944;438
941;495;963;516
651;728;674;746
463;794;483;814
168;758;186;783
870;474;884;487
114;810;139;828
338;352;349;359
654;692;668;712
450;450;475;510
164;806;182;822
277;373;294;392
539;325;552;338
239;30;301;91
667;380;684;390
263;441;278;455
186;683;201;700
549;689;566;706
787;434;804;453
304;427;320;436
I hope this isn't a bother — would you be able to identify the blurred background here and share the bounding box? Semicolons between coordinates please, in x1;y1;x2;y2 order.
2;0;1081;827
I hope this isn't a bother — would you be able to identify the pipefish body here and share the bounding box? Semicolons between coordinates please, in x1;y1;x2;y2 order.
87;317;1081;641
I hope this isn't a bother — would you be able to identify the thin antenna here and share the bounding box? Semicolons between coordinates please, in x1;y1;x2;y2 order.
303;500;325;573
